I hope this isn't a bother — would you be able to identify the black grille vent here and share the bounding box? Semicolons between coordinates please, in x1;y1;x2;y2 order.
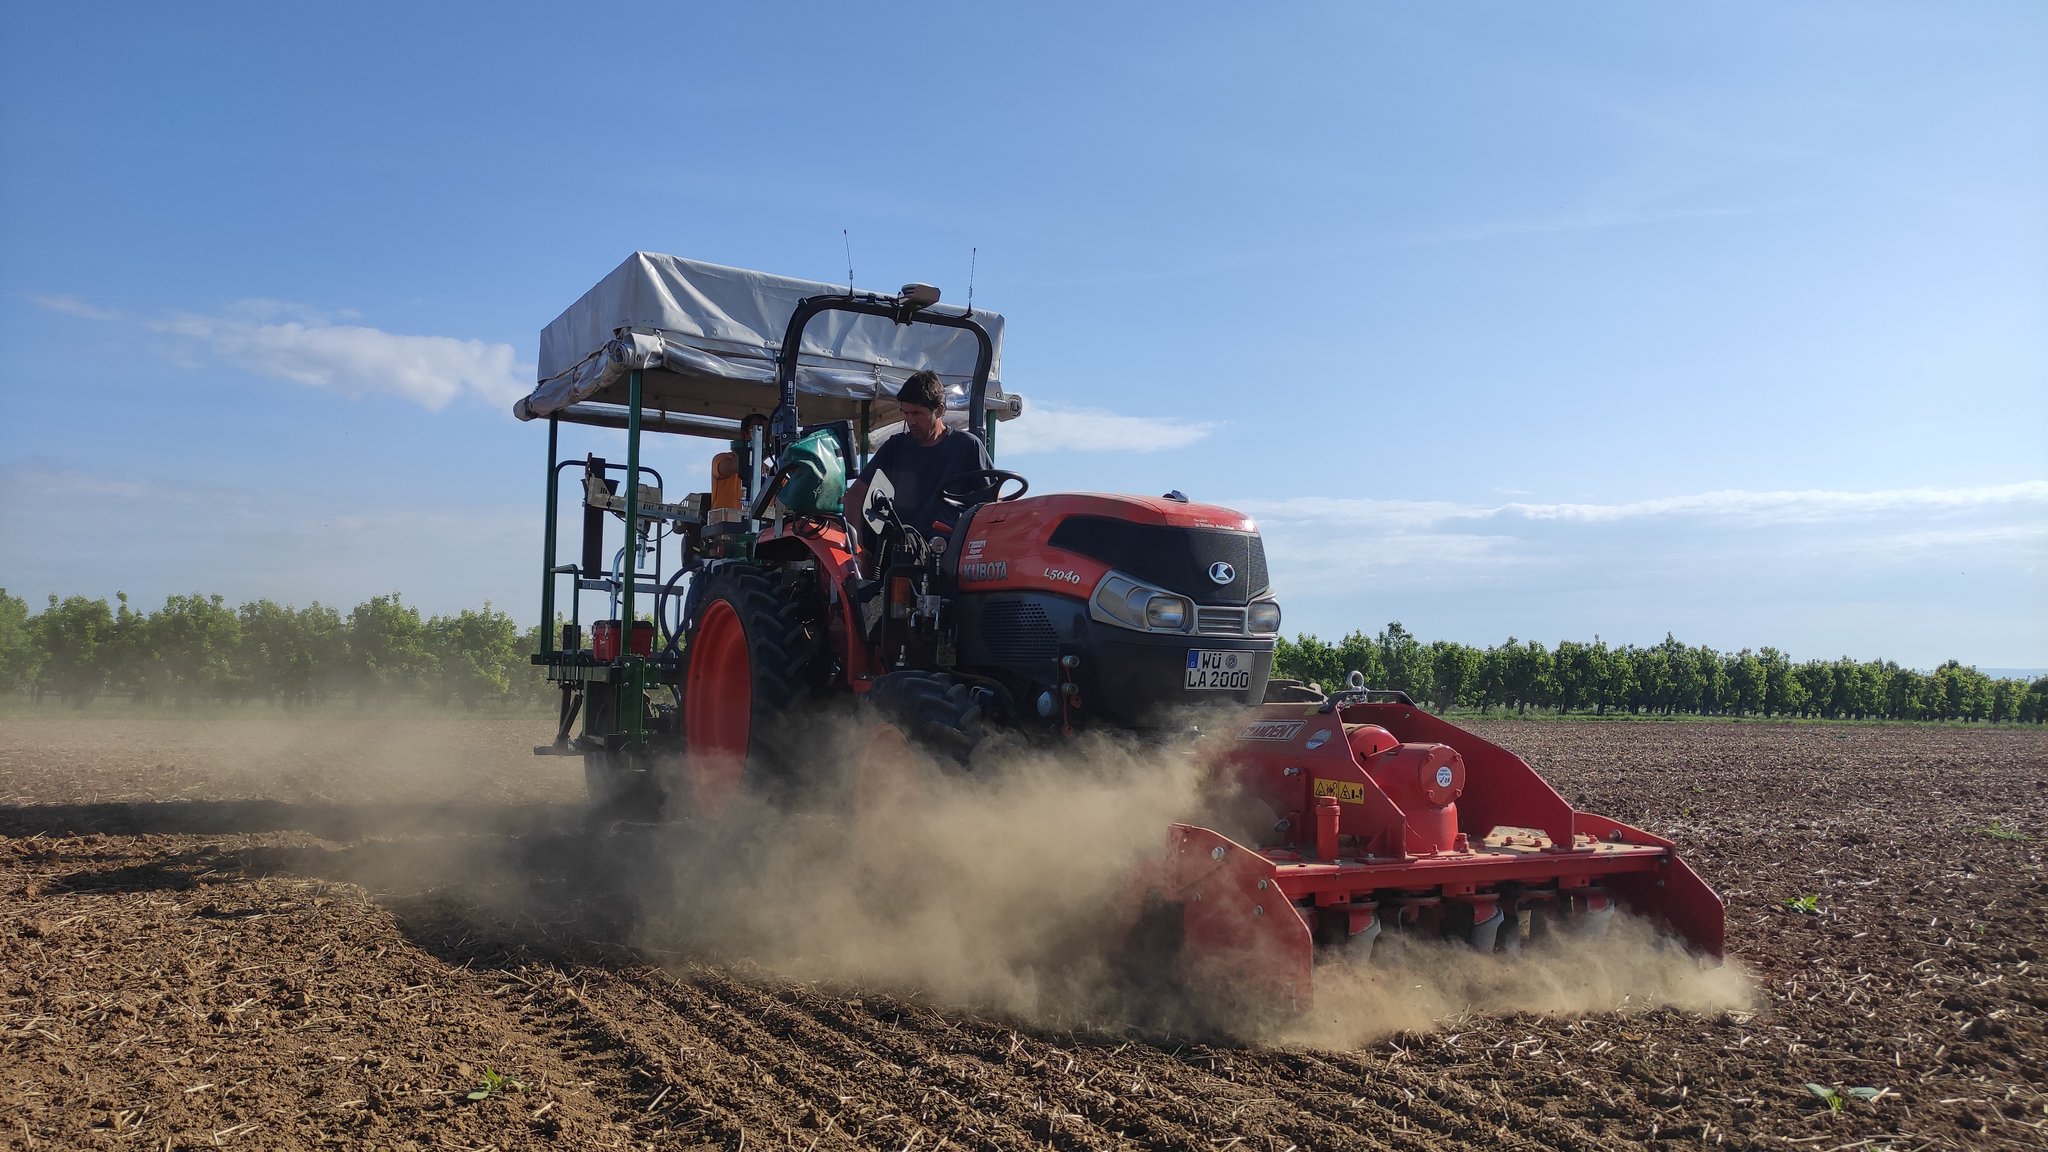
1245;540;1268;594
1047;516;1270;606
981;600;1059;664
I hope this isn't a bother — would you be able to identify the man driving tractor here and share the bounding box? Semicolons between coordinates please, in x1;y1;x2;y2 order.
844;369;992;538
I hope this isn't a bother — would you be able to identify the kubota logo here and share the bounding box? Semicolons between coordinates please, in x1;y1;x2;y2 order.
1208;561;1236;585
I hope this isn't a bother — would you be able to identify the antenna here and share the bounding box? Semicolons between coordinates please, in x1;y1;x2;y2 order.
842;229;854;295
966;246;977;315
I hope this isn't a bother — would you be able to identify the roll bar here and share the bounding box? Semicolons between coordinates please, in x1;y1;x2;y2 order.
770;293;995;450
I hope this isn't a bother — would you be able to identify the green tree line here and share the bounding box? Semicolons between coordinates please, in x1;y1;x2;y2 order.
3;588;2040;722
0;588;545;708
1276;622;2048;723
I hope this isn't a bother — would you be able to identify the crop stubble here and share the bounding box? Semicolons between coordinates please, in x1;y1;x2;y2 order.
0;712;2041;1151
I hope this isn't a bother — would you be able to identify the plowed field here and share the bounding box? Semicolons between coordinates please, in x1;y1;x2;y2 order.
2;712;2042;1151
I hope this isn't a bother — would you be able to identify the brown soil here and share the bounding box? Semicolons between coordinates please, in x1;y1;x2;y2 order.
1;711;2042;1151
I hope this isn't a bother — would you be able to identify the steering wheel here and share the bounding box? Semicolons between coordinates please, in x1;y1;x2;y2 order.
937;468;1029;508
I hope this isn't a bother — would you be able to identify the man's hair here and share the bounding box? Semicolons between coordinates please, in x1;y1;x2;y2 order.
897;370;946;411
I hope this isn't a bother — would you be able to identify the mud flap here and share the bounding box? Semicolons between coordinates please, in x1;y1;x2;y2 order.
1158;824;1314;1018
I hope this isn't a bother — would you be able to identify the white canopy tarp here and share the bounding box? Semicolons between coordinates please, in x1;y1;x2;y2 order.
514;253;1021;432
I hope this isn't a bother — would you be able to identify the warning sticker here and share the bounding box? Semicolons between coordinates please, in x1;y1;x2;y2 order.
1314;778;1365;804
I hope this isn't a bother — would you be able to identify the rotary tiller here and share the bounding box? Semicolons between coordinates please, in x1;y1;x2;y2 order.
1134;690;1726;1015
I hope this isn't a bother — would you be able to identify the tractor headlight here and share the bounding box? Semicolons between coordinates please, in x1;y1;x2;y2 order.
1091;574;1148;630
1247;600;1282;635
1123;584;1155;623
1145;594;1190;631
1090;572;1194;634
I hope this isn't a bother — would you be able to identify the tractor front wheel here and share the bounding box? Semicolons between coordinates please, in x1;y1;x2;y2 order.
847;671;991;883
860;671;989;767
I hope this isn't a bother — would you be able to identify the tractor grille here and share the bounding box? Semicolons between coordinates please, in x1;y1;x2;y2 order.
1195;606;1247;636
981;600;1060;665
1048;516;1270;607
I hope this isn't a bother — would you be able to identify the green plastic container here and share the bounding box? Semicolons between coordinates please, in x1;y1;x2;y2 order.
776;428;847;516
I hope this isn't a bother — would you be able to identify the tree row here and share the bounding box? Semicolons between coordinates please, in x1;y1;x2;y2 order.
5;589;2040;722
1276;623;2047;723
0;590;542;708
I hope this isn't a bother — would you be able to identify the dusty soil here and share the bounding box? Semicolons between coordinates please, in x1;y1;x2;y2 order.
0;710;2042;1151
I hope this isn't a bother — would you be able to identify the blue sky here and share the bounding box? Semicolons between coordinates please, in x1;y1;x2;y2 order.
2;2;2043;670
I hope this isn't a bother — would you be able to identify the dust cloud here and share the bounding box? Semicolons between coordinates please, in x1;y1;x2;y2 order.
1280;916;1756;1049
631;722;1211;1024
15;705;1753;1048
625;712;1756;1046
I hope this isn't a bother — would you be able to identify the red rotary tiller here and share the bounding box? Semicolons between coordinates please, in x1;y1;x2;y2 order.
1135;686;1725;1013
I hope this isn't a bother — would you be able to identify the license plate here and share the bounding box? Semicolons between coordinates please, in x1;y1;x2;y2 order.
1185;648;1252;690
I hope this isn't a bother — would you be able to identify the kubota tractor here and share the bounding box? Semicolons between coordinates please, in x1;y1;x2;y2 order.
514;253;1724;1015
517;254;1278;810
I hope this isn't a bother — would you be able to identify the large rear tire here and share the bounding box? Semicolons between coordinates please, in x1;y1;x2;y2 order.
680;563;812;816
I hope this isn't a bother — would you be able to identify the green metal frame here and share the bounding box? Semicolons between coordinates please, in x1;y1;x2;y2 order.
540;416;559;656
533;370;660;751
619;369;646;745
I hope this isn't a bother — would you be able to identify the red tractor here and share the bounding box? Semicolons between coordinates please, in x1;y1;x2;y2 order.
516;254;1723;1014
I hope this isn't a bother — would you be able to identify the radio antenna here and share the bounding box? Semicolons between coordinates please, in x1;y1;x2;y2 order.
966;246;977;315
842;229;854;295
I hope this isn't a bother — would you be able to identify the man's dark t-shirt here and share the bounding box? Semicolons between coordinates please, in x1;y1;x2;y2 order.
856;428;992;532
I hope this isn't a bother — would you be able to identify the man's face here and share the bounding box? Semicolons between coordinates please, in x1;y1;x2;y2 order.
902;402;945;445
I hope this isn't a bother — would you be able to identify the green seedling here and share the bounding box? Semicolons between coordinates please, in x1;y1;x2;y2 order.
1806;1083;1844;1112
1978;822;2030;842
1786;894;1820;914
466;1068;526;1101
1806;1083;1886;1112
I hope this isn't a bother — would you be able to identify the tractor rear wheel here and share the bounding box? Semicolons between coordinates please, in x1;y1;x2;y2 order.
681;563;811;817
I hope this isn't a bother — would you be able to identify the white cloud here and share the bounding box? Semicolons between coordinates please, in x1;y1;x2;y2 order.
30;294;120;321
216;298;362;324
36;295;530;412
999;404;1216;454
1240;481;2048;533
152;309;529;411
1492;482;2048;525
1234;495;1478;533
1233;481;2048;649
